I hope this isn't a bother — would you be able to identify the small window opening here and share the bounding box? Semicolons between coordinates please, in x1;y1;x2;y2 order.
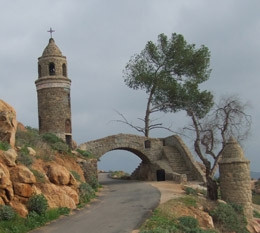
62;64;67;77
144;140;151;148
68;94;71;108
49;62;55;75
38;65;42;78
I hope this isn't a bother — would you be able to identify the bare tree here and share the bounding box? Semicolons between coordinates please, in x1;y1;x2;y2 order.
186;95;252;200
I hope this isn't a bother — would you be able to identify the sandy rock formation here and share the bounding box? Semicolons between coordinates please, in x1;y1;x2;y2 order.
0;100;17;148
0;149;17;166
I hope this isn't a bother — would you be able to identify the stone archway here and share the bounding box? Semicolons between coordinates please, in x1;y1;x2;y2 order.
78;134;205;182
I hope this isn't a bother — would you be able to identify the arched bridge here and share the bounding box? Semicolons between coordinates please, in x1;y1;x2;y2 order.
78;134;205;183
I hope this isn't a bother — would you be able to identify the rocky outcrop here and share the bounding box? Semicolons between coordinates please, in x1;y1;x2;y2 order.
0;100;17;148
0;100;93;217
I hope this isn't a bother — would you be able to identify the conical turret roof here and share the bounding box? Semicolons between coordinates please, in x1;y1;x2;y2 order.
41;38;63;57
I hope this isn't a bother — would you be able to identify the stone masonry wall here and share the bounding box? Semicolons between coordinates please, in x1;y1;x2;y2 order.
219;137;253;219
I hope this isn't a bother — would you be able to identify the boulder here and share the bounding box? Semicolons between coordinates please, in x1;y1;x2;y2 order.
10;165;36;184
39;183;77;209
27;147;36;156
45;164;71;185
13;183;34;197
0;100;17;148
0;149;18;166
10;197;28;217
0;162;14;202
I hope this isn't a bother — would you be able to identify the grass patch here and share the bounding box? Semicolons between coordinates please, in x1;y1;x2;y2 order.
0;207;70;233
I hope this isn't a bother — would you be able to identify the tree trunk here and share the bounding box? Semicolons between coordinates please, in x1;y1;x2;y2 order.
207;176;218;200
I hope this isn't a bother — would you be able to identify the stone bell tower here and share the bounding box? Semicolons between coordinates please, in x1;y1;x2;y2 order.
35;29;72;146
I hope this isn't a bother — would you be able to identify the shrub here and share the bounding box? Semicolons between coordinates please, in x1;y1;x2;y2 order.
76;148;93;158
70;170;81;182
179;196;197;207
89;175;100;191
79;183;95;205
41;133;64;144
210;202;249;233
27;194;48;215
31;169;45;183
0;205;16;221
0;141;11;151
52;141;69;153
178;216;199;229
185;187;198;195
17;146;33;166
15;126;41;148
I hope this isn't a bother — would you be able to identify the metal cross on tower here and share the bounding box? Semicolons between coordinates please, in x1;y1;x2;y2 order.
47;27;55;38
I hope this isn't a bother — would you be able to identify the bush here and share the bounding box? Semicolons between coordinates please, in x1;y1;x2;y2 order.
41;133;64;144
17;146;33;166
76;148;93;158
15;127;41;148
27;194;48;215
70;170;81;182
210;202;249;233
0;205;16;221
79;183;96;205
178;216;199;229
31;169;45;183
89;175;100;191
0;141;11;151
52;141;69;153
185;187;198;196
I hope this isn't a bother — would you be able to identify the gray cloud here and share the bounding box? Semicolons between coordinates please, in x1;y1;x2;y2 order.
0;0;259;173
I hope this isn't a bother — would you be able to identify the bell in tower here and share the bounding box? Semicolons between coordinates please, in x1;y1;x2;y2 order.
35;28;72;147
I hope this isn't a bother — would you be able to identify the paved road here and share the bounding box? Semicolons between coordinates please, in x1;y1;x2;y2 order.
30;174;160;233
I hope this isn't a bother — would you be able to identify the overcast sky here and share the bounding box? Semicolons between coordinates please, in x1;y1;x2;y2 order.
1;0;259;173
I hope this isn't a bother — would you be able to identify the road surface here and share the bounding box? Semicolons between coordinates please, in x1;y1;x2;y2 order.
30;173;160;233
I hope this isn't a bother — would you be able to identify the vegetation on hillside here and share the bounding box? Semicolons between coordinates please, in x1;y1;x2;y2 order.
0;126;100;233
139;193;250;233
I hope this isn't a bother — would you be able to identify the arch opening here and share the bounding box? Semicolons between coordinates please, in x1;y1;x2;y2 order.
98;150;142;174
49;62;55;75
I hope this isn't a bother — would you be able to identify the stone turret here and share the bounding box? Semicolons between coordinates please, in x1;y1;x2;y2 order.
35;37;72;146
219;137;253;218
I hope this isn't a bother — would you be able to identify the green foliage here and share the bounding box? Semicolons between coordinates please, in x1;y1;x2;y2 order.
15;126;41;148
0;141;11;151
178;196;197;207
123;33;213;136
78;182;96;205
17;146;33;166
0;205;16;221
210;203;249;233
185;187;198;196
252;193;260;205
254;210;260;218
70;170;81;182
76;148;93;158
140;208;217;233
41;133;64;144
52;141;69;153
30;169;45;183
140;209;177;232
42;133;69;153
27;194;48;216
89;175;100;191
0;207;70;233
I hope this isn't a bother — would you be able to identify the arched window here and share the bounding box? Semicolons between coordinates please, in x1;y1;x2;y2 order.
49;62;55;75
38;64;42;78
62;64;67;77
65;119;71;133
